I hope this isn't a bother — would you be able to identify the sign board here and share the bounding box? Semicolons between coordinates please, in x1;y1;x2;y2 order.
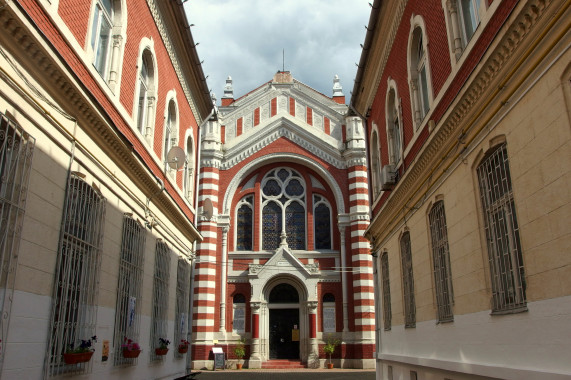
212;348;225;370
292;328;299;342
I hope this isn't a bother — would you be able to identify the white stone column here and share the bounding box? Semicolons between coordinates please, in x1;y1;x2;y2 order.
339;225;349;332
219;225;229;333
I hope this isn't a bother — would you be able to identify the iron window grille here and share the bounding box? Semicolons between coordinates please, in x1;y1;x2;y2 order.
174;258;190;358
380;252;392;331
0;114;35;372
429;201;454;322
400;232;416;328
477;143;526;313
113;214;146;366
150;240;171;361
46;173;106;376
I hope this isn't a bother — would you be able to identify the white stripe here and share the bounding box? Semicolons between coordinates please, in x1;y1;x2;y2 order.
349;182;369;190
194;319;215;326
351;254;373;262
350;193;369;202
351;230;366;237
198;243;218;251
200;230;218;239
348;170;367;179
353;279;375;287
354;292;375;300
200;183;219;191
195;281;217;288
200;172;219;180
354;305;375;313
194;306;216;314
354;318;376;326
351;242;370;250
194;293;216;301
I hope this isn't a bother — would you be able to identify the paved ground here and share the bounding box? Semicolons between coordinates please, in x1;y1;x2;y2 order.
180;369;376;380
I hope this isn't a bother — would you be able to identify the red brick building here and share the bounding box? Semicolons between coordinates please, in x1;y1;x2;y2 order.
191;72;375;369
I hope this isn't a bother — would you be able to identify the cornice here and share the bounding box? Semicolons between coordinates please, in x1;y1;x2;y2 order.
368;0;560;240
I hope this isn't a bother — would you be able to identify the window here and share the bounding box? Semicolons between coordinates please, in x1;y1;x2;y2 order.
370;129;382;196
444;0;482;60
386;86;402;165
314;195;331;250
184;135;194;203
477;143;526;313
262;168;306;250
164;99;178;164
408;23;432;128
47;174;106;376
237;196;253;251
174;258;190;358
135;48;156;142
89;0;123;88
113;215;145;366
322;293;336;332
380;252;391;330
400;232;416;327
150;240;171;361
232;294;246;333
0;113;34;367
429;201;454;322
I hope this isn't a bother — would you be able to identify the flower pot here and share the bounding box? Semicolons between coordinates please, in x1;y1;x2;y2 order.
63;351;94;364
236;363;243;370
327;363;334;369
155;348;169;356
123;349;141;358
178;346;189;354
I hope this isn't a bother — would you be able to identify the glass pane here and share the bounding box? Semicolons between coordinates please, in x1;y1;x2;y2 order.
277;168;289;181
286;201;305;249
262;201;281;250
263;179;281;197
285;179;303;197
100;0;113;16
237;204;253;250
314;203;331;249
420;67;429;117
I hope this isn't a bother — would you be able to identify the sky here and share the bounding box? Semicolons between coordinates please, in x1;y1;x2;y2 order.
184;0;372;102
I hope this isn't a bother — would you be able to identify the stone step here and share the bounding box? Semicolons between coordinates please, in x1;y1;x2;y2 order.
261;359;306;369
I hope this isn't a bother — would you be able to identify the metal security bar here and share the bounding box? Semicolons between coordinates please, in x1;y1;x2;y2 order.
381;252;391;331
47;174;106;376
0;113;35;372
113;215;146;366
150;240;171;361
174;258;190;358
400;232;416;328
477;143;526;313
429;201;454;322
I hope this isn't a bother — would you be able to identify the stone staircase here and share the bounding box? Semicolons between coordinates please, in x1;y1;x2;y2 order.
261;359;306;369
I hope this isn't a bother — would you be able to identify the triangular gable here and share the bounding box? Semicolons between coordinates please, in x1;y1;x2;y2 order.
248;246;320;279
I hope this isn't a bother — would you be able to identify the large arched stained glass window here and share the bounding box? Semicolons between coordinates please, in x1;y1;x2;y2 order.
314;195;331;250
237;196;253;250
261;168;306;251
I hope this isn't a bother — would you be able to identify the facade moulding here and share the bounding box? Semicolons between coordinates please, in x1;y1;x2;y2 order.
366;0;561;244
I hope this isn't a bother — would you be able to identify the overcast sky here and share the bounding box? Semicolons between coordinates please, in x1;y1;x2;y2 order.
184;0;372;103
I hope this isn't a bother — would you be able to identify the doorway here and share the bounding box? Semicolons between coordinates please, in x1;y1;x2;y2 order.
269;308;299;359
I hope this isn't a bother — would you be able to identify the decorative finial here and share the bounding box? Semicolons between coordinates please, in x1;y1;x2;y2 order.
332;75;344;97
222;76;233;99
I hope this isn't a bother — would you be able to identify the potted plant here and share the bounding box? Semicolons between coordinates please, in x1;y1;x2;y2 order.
178;339;190;354
155;338;170;356
122;337;141;358
63;336;97;364
323;336;340;369
233;338;246;370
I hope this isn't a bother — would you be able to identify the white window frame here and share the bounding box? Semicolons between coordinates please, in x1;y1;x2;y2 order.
183;129;195;204
369;125;382;197
163;94;179;168
133;40;158;145
385;79;403;166
442;0;483;61
113;214;145;366
407;16;433;130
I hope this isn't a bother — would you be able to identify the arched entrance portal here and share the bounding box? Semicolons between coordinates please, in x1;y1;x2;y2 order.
268;283;300;359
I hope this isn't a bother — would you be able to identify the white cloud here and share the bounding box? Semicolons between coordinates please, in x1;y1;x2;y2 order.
184;0;371;101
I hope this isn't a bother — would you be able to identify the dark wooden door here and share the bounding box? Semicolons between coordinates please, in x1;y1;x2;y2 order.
269;308;299;359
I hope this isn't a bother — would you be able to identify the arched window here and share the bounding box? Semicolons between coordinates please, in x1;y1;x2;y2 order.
444;0;483;60
386;86;402;165
429;200;454;322
233;293;246;333
89;0;124;89
164;99;178;163
262;168;306;250
408;21;432;129
477;143;525;312
269;283;299;303
135;47;156;142
237;196;253;251
314;195;331;250
400;231;415;328
184;135;194;203
370;128;382;197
